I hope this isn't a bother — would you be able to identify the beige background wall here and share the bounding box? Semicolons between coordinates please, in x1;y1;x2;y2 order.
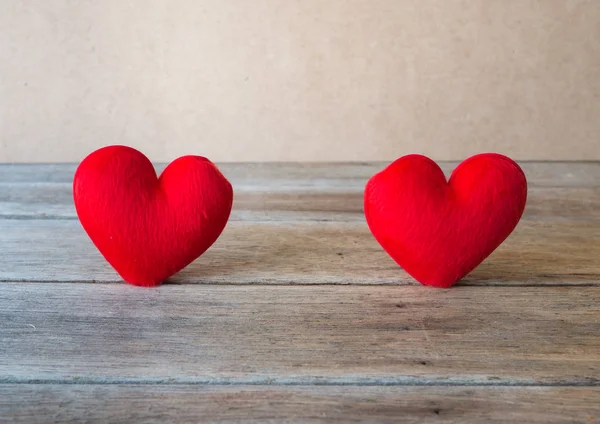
0;0;599;163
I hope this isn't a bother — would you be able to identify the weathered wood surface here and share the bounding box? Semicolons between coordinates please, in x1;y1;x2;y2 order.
0;163;599;222
1;185;599;224
2;284;599;384
1;162;600;186
0;162;598;286
2;385;599;424
1;162;599;422
0;218;598;285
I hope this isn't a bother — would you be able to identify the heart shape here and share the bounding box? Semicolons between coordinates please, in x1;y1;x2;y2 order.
73;145;233;287
364;153;527;288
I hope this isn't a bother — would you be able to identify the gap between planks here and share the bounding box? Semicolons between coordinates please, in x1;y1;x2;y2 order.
1;280;600;287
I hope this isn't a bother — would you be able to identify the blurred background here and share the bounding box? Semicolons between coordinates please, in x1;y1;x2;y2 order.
0;0;598;163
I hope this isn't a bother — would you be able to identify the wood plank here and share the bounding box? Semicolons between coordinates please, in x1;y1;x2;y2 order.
1;162;599;187
0;162;599;222
1;385;599;423
0;183;598;223
1;284;599;384
0;219;597;284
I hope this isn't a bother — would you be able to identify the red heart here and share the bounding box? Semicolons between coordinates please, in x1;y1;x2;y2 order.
73;145;233;287
364;153;527;288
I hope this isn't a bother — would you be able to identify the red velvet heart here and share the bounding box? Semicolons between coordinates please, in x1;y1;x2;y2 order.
364;153;527;288
73;145;233;287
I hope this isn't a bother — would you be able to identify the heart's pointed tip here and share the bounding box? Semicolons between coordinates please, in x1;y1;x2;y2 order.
118;268;174;287
419;282;458;289
414;276;460;289
123;278;164;288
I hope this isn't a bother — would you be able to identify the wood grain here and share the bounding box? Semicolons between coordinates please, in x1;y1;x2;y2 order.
1;283;599;384
1;162;599;422
1;163;599;223
1;385;599;424
1;162;600;186
1;185;599;224
0;219;597;285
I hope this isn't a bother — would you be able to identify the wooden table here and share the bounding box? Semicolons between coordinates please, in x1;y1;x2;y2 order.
0;162;599;423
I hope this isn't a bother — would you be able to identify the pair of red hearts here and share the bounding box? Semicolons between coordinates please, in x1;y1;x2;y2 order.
74;146;527;288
